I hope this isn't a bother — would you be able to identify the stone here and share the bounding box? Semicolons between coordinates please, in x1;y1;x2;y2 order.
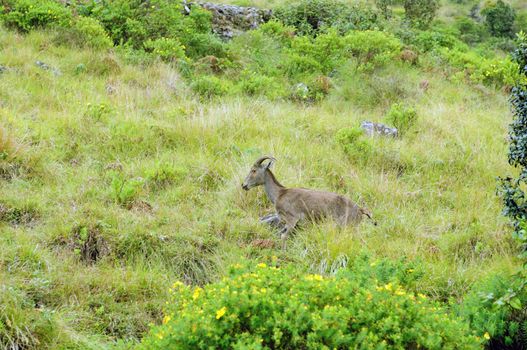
361;121;398;138
185;1;272;40
35;60;61;76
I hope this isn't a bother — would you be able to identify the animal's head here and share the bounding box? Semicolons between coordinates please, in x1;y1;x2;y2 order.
360;207;377;226
242;156;276;191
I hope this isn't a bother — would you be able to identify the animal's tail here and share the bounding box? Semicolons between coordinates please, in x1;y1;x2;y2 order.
360;208;378;226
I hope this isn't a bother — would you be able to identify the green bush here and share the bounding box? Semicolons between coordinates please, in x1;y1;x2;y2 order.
456;274;527;349
482;0;516;38
440;48;522;86
335;127;373;159
191;75;230;98
375;0;394;19
83;0;225;59
144;37;186;62
238;73;283;98
385;103;417;134
228;28;286;78
403;0;439;29
140;261;481;349
60;16;113;49
454;17;487;45
273;0;379;36
413;28;466;53
286;30;345;75
83;102;112;122
110;172;144;207
0;0;72;32
344;30;402;69
284;29;401;77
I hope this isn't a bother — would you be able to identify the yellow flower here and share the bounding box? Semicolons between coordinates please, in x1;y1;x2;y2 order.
384;283;393;291
162;315;171;324
306;274;323;281
193;287;202;300
216;306;227;319
418;293;427;299
484;332;490;340
172;281;184;288
257;263;267;268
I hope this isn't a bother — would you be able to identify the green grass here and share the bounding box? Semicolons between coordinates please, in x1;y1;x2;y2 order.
0;25;520;348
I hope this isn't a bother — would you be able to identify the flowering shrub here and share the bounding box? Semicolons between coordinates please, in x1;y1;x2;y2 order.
140;260;481;349
440;48;522;87
0;0;72;32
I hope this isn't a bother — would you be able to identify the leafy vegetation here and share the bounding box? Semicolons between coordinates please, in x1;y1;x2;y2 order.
142;259;481;349
0;0;527;348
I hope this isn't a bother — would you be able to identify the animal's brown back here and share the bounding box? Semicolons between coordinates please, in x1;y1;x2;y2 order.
276;188;362;224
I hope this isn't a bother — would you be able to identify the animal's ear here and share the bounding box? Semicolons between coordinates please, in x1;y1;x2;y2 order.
266;157;276;169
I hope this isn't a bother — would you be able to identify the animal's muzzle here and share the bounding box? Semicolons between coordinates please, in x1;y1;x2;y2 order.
242;184;249;191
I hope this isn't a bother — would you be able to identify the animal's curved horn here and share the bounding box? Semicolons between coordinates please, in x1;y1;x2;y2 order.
253;156;276;167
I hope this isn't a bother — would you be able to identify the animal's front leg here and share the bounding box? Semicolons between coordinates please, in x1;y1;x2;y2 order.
279;214;299;251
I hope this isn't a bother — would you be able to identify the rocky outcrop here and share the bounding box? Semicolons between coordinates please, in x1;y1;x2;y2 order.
35;60;61;76
185;1;272;39
361;121;398;138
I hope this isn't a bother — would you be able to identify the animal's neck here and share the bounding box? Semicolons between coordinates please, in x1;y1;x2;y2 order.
264;169;284;205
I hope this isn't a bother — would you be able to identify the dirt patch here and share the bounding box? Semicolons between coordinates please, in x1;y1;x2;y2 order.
250;239;276;249
128;199;153;213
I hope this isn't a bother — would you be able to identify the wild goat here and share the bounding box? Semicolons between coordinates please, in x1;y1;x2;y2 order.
242;156;376;249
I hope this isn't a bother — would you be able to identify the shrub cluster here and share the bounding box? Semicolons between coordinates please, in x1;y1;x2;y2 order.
482;0;516;38
403;0;439;29
0;0;71;32
499;32;527;248
140;259;481;349
335;127;373;161
385;103;418;134
273;0;379;36
78;0;224;60
0;0;521;99
457;274;527;349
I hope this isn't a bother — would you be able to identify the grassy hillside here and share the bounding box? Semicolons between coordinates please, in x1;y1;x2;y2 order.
1;0;526;349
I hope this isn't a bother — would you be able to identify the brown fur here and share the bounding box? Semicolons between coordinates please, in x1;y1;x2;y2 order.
242;156;375;249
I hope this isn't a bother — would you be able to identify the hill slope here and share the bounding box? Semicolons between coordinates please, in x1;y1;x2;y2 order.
0;25;519;347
